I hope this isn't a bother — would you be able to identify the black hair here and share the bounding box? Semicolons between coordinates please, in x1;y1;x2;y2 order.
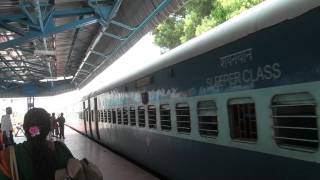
23;108;56;180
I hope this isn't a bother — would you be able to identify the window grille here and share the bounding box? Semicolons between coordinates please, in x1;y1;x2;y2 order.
104;110;107;123
117;108;122;124
148;105;157;129
272;93;318;151
160;104;171;131
86;110;89;122
85;110;88;122
130;107;136;126
107;109;112;123
228;98;257;141
198;100;218;137
123;107;128;125
91;110;94;122
99;110;104;122
176;103;191;134
112;109;116;124
138;106;146;127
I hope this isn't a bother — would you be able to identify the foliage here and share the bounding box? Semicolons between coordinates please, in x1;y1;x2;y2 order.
153;0;264;50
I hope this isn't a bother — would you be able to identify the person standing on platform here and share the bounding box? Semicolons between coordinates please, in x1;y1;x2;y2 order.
0;107;14;146
0;123;3;151
51;113;59;137
57;113;65;139
0;108;74;180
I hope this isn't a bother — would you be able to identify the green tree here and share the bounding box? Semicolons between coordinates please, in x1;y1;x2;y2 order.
153;0;264;50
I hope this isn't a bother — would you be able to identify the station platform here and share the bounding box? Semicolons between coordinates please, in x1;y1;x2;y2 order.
14;126;159;180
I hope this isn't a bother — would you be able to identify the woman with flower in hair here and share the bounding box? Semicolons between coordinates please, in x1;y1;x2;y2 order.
0;108;73;180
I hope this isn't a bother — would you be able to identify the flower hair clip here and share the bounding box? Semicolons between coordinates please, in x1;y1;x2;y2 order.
28;126;40;137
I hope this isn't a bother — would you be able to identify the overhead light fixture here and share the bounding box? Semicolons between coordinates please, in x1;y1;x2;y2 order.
34;50;55;56
39;76;74;82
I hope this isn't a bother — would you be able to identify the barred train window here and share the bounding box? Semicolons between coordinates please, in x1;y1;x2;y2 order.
91;110;94;122
138;106;145;127
112;109;116;124
272;93;318;151
104;110;107;123
107;109;112;123
117;108;122;124
198;100;218;137
130;107;136;126
160;104;171;131
99;111;103;122
148;105;157;129
228;98;257;141
176;103;191;134
123;107;128;125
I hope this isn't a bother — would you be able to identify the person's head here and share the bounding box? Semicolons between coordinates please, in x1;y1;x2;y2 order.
60;113;64;117
6;107;12;115
23;108;51;140
23;108;55;180
51;112;55;117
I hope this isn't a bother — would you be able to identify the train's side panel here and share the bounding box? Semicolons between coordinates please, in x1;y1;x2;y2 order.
97;119;320;180
83;82;320;180
64;102;85;133
69;6;320;180
148;7;319;96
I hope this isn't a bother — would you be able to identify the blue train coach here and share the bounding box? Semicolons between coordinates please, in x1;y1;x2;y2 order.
66;0;320;179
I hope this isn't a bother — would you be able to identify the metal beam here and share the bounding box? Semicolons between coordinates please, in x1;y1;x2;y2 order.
102;32;126;41
0;21;25;36
33;0;45;32
0;7;105;22
72;0;123;82
74;0;172;85
0;59;48;68
110;20;136;31
0;16;99;50
0;56;25;81
90;50;110;58
84;62;96;67
54;8;96;18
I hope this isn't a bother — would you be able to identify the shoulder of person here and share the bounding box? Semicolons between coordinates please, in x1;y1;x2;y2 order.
54;141;73;156
0;147;11;178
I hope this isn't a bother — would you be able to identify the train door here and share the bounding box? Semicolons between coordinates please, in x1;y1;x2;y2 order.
88;98;93;137
94;97;101;140
82;101;87;134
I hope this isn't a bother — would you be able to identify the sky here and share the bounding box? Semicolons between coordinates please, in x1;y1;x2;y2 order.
0;32;162;120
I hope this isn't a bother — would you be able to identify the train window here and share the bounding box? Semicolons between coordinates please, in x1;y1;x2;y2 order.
198;100;218;137
104;110;107;123
148;105;157;129
130;107;136;126
99;111;103;122
117;108;122;124
138;106;146;127
123;107;128;125
160;104;171;131
272;93;318;151
91;110;94;122
176;103;191;134
228;98;257;141
107;109;112;123
112;109;116;124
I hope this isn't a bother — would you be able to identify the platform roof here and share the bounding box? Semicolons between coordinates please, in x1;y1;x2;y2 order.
0;0;186;97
